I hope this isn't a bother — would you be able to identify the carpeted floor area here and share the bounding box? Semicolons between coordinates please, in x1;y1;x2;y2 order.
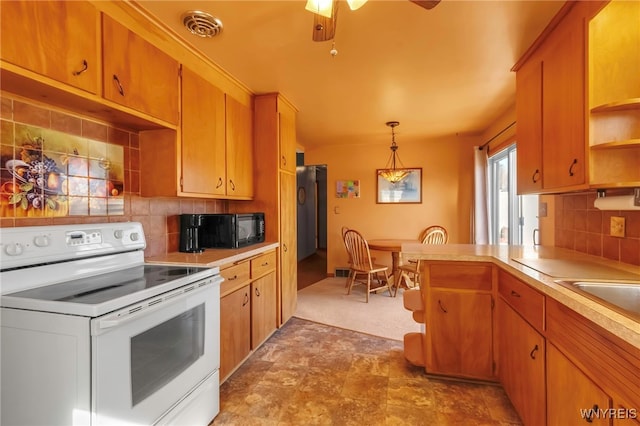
294;277;422;341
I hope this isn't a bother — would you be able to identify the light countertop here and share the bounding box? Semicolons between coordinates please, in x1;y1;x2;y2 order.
145;242;280;268
401;244;640;348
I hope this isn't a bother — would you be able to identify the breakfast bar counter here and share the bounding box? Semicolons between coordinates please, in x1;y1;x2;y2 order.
401;243;640;348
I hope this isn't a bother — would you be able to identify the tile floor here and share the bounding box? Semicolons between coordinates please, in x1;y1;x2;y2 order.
211;317;523;425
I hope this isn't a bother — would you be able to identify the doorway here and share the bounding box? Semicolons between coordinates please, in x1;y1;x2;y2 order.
296;163;328;289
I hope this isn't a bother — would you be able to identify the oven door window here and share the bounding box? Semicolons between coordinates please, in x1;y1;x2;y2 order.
131;304;205;406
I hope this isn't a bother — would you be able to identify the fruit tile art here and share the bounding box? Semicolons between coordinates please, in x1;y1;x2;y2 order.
0;124;124;218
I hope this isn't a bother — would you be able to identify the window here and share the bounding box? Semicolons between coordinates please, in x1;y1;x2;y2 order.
488;145;539;245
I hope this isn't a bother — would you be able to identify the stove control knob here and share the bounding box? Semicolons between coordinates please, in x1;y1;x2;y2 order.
5;242;23;256
33;235;50;247
130;232;140;241
114;230;124;239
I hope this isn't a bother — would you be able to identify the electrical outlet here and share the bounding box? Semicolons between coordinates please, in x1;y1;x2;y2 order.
610;216;625;238
538;202;548;218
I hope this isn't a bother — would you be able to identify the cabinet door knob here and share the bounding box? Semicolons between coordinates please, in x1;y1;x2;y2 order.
216;177;223;189
112;74;125;96
529;344;539;359
255;287;261;297
72;60;88;76
229;179;236;191
569;158;578;177
242;292;249;306
283;244;288;253
438;300;448;313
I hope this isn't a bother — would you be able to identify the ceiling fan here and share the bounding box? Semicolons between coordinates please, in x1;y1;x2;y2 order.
307;0;441;42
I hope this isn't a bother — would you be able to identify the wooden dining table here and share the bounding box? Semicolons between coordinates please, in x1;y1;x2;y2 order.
367;239;420;290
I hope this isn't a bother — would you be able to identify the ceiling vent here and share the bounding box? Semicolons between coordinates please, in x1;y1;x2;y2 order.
181;11;223;38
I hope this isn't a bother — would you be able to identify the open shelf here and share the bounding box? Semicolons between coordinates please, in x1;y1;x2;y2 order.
591;98;640;113
590;139;640;150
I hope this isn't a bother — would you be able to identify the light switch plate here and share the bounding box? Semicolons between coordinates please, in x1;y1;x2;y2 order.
610;216;625;238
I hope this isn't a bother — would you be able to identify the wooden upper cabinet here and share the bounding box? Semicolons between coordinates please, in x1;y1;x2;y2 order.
0;1;99;94
225;95;254;199
181;66;226;196
102;14;179;125
540;5;587;190
515;57;543;194
278;98;297;172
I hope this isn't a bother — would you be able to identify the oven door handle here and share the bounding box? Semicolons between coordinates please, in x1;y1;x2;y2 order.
92;277;222;333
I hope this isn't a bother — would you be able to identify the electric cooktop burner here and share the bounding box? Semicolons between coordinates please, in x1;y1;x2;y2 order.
7;265;211;305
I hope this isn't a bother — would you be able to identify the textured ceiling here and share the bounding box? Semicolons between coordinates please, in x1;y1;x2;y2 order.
135;0;564;148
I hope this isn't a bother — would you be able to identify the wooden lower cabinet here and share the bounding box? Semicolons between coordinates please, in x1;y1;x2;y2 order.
220;285;251;381
423;262;494;380
250;271;277;348
547;343;611;426
428;290;493;379
497;297;546;426
219;250;278;382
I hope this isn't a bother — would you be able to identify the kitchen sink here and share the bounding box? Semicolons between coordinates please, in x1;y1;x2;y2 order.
555;280;640;320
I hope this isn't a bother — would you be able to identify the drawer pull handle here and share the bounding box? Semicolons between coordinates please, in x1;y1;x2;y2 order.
585;404;598;423
255;288;261;297
510;290;521;298
242;292;249;307
112;74;125;96
228;275;238;281
261;262;269;266
569;158;578;177
531;169;540;183
529;344;538;360
438;300;448;313
72;60;88;76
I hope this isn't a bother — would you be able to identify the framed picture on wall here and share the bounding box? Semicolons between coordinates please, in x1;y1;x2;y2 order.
376;168;422;204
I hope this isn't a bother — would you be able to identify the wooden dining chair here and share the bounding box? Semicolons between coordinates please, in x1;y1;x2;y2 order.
342;226;374;288
343;229;393;302
397;225;448;295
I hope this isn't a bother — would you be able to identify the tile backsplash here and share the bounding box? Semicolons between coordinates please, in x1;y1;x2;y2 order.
0;95;226;256
555;192;640;266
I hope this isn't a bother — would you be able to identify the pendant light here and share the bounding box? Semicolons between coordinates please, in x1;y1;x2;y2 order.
305;0;367;17
379;121;410;184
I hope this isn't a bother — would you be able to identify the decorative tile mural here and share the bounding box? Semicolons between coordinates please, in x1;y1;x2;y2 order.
0;124;124;217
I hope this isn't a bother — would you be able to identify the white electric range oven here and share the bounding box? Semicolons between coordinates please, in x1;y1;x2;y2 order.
0;222;222;426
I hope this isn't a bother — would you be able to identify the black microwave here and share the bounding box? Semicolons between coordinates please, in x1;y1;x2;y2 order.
179;213;265;252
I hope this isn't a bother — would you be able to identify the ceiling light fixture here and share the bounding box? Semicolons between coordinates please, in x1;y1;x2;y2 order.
305;0;367;17
379;121;410;184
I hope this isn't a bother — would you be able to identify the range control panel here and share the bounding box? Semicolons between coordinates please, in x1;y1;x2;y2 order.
0;222;146;270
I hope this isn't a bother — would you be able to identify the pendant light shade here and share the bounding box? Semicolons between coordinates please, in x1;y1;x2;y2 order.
379;121;410;184
346;0;368;10
305;0;334;18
